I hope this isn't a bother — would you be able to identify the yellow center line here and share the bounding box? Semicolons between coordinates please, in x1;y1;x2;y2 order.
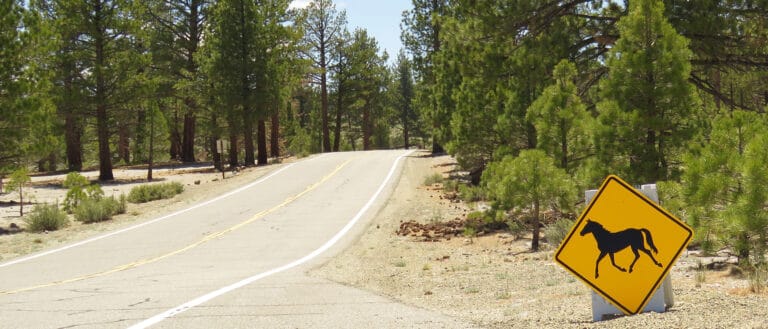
0;159;352;296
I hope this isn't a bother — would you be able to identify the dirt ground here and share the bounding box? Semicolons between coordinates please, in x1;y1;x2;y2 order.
2;152;768;328
311;151;768;328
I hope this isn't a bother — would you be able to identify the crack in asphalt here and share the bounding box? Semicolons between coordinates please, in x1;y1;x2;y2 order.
128;297;151;307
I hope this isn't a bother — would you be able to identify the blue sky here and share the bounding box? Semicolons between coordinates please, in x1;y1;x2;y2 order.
290;0;413;60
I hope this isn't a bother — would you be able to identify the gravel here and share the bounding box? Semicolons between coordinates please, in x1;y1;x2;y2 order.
312;152;768;329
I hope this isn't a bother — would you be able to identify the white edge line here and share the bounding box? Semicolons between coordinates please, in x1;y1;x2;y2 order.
0;158;316;269
128;150;414;329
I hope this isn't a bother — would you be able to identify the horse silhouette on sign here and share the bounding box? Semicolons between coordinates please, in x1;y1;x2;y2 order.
580;219;663;279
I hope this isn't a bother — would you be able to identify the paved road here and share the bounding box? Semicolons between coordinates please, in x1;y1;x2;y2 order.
0;151;474;328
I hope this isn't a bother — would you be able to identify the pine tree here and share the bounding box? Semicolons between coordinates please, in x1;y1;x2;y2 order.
330;28;352;152
483;150;576;251
0;1;27;169
526;60;593;175
202;0;292;166
39;0;147;180
145;0;210;163
5;167;31;216
401;0;450;154
297;0;347;153
394;50;417;149
597;0;699;183
682;111;768;263
346;29;387;150
1;1;57;173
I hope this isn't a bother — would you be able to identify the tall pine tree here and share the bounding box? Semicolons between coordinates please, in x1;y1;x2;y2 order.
597;0;699;183
297;0;347;153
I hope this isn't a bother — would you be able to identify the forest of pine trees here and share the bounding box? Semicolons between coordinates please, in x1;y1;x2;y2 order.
0;0;417;178
401;0;768;261
2;0;768;263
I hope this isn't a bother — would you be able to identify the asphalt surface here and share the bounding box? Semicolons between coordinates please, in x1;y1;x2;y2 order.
0;150;474;329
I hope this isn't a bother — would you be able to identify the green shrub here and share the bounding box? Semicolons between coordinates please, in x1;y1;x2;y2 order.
74;197;121;223
25;203;69;232
748;265;768;293
423;173;443;186
466;211;485;221
443;179;459;192
62;172;104;213
115;194;127;215
127;182;184;203
459;184;486;202
544;218;575;247
288;126;313;158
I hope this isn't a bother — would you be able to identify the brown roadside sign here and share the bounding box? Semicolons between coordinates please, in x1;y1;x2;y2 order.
555;175;693;315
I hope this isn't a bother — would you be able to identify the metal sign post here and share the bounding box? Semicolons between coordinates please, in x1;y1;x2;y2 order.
555;175;693;320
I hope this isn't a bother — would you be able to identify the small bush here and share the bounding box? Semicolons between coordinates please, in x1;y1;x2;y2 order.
288;126;312;158
423;173;444;186
459;184;486;202
466;211;485;222
127;182;184;203
544;218;575;247
62;172;103;213
115;194;127;215
443;179;459;192
74;197;121;223
463;227;477;242
748;265;768;293
25;203;69;232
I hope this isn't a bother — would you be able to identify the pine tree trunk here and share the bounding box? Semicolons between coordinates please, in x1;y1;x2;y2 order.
211;113;222;171
430;4;443;156
320;39;331;152
181;111;196;163
334;84;343;151
134;109;146;163
212;137;222;171
96;103;114;181
169;108;182;160
64;104;83;172
403;107;410;149
118;123;130;164
228;133;238;168
19;184;23;217
257;119;267;166
36;155;50;172
95;2;113;181
532;199;540;251
45;152;55;172
148;111;154;181
243;115;255;166
270;112;280;158
181;1;200;164
560;118;568;170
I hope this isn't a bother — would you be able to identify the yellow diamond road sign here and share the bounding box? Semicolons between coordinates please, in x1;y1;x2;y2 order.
555;175;693;315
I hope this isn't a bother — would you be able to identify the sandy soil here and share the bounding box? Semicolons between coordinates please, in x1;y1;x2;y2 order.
0;160;289;262
311;151;768;328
